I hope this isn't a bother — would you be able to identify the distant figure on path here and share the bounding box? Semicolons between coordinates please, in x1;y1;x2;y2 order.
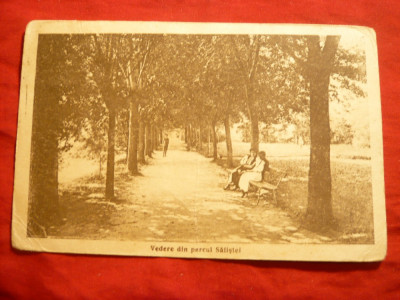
163;134;169;157
239;151;269;198
224;149;257;190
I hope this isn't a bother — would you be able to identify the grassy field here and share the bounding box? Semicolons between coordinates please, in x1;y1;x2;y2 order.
206;141;373;243
216;155;374;243
215;141;371;160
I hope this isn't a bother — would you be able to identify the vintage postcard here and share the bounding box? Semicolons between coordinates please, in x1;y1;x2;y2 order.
12;21;386;261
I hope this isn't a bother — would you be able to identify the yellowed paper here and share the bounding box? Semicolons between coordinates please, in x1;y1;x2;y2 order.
12;21;386;261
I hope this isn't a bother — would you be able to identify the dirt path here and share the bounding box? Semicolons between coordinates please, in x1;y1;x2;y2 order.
54;135;332;244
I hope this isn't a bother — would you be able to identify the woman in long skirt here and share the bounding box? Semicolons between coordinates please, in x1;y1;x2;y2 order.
239;151;269;197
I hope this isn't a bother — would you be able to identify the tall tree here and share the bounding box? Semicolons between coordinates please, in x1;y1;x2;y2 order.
119;35;155;174
91;35;124;199
304;36;341;227
211;36;244;166
230;35;262;152
138;119;146;163
28;34;88;236
211;120;218;160
274;35;366;228
28;35;62;236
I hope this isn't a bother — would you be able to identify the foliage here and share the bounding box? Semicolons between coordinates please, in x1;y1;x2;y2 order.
32;33;369;229
50;33;368;165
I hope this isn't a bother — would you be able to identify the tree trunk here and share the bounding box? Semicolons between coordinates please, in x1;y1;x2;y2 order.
127;101;139;175
150;124;155;153
184;126;187;143
224;116;233;168
208;126;211;157
145;122;152;158
28;98;60;236
105;107;116;199
194;127;198;149
192;126;197;147
187;125;191;149
154;127;158;149
249;108;259;152
189;125;193;147
125;112;130;164
188;125;191;146
155;126;158;149
138;120;145;163
99;155;102;177
211;121;218;161
197;127;201;149
305;35;340;229
198;125;202;151
244;83;259;152
151;125;156;151
28;36;60;237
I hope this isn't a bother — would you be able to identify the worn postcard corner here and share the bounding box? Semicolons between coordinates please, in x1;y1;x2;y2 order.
12;20;386;261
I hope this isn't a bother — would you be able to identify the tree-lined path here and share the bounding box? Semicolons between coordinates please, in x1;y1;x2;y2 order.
54;133;330;243
29;33;371;240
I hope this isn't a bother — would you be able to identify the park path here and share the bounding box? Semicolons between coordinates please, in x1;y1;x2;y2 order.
101;134;332;243
56;133;332;243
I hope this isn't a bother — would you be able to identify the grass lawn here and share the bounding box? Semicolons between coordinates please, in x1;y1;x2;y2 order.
215;141;371;160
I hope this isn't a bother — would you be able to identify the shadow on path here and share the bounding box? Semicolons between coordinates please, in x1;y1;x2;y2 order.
54;137;332;244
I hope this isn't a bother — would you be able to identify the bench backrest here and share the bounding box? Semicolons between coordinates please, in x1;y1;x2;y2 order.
263;168;287;186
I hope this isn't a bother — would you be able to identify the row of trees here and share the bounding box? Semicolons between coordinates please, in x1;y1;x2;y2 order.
29;34;167;235
238;108;363;145
28;33;366;236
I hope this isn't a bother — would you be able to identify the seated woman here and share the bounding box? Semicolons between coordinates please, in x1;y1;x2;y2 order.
224;149;257;190
238;151;269;198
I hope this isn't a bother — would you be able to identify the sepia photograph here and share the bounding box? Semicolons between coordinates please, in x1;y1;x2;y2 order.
12;21;386;261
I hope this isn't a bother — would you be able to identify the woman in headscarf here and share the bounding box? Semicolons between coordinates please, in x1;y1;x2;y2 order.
224;149;257;190
238;151;269;198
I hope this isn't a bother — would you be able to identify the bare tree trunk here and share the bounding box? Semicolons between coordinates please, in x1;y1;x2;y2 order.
125;112;130;164
105;107;116;199
224;116;233;168
127;101;139;174
28;35;61;237
184;126;187;143
305;35;340;229
138;120;145;163
189;125;193;147
243;84;260;153
188;124;191;146
150;124;155;153
194;126;198;149
151;125;156;151
208;126;211;157
155;126;158;149
28;92;60;236
154;127;158;149
198;124;202;151
211;120;218;161
187;125;191;149
145;122;152;158
191;125;195;147
99;155;102;177
248;102;259;152
232;36;261;153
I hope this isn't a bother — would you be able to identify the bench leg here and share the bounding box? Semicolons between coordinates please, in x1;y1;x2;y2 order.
256;188;261;205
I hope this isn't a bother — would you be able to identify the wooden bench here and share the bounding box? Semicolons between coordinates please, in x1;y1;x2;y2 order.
249;168;287;205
